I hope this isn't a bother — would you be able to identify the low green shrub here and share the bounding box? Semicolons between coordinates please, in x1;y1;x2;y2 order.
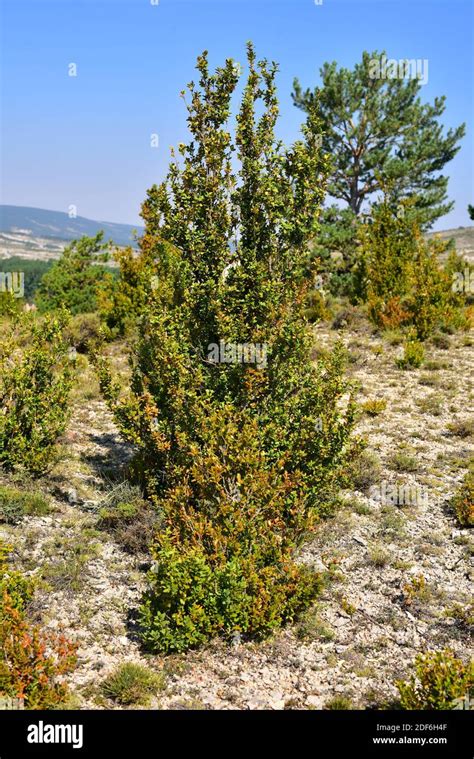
140;540;321;654
101;662;165;705
325;695;353;710
388;450;419;473
451;467;474;528
65;312;104;354
344;448;381;493
362;398;387;416
397;334;425;369
397;649;473;710
0;485;51;524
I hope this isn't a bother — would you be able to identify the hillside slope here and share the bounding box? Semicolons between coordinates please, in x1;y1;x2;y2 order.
1;319;471;710
0;206;143;259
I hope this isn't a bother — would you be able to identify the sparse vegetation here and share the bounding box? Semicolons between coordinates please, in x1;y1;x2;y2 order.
368;545;391;568
447;419;473;438
41;536;100;593
101;662;165;705
397;334;425;369
388;450;419;473
344;449;381;493
451;467;474;528
325;695;353;710
0;486;51;524
0;539;77;708
296;607;335;642
97;482;161;554
361;398;387;416
396;649;473;710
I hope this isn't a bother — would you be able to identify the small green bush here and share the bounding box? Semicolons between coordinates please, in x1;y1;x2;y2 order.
451;467;474;528
140;536;321;654
362;398;387;416
360;197;465;339
344;448;381;493
65;312;104;354
0;485;51;524
101;663;165;705
397;649;473;710
397;334;425;369
389;450;419;473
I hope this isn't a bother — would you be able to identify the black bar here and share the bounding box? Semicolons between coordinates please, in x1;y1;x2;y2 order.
0;709;471;758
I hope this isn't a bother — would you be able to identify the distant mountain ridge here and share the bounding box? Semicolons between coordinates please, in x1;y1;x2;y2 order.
0;205;472;263
0;205;143;248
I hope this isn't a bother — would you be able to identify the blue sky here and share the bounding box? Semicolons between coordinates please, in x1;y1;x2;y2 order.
1;0;472;230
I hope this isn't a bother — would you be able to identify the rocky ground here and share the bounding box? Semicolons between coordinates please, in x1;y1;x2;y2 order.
1;317;472;710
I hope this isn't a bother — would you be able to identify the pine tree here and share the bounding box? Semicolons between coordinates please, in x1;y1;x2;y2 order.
293;50;465;229
36;233;111;315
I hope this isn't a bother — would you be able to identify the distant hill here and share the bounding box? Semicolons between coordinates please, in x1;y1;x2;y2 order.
426;226;474;262
0;205;472;265
0;205;143;249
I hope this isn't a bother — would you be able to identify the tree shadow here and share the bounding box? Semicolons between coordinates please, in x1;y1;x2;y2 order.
80;431;134;483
